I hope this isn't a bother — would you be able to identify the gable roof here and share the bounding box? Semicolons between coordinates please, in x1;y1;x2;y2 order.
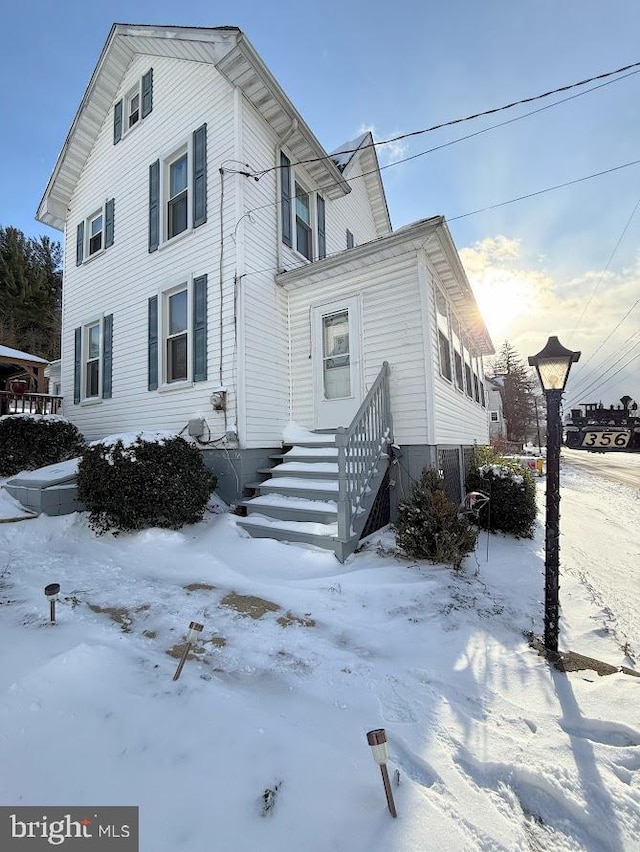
277;216;494;356
37;23;351;230
0;345;49;366
330;132;392;237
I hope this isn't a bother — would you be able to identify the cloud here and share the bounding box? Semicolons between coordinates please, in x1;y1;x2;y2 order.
358;123;408;166
460;236;640;406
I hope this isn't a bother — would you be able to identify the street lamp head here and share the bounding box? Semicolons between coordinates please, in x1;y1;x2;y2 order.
528;336;580;393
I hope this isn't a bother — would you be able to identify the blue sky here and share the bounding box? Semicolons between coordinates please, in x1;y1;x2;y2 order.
2;0;639;405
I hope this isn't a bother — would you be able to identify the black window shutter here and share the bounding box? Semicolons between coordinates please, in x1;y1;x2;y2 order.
317;195;326;260
280;152;292;247
148;296;158;390
346;229;354;249
149;160;160;252
73;327;81;404
192;124;207;229
193;275;208;382
141;69;153;118
102;314;113;399
114;100;123;144
105;199;115;248
76;222;84;266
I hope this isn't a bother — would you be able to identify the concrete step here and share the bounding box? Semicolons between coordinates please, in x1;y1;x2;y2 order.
241;494;338;525
257;462;339;480
245;477;339;501
236;514;338;551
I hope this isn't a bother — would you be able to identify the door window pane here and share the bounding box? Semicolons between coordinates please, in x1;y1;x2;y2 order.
322;311;350;399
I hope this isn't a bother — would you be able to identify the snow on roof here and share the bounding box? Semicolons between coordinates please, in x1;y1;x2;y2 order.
330;132;370;170
0;345;48;365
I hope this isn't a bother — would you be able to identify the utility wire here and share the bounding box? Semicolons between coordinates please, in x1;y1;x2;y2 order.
248;59;640;178
566;350;640;407
566;335;640;406
567;330;639;402
568;193;640;345
447;158;640;222
568;295;640;377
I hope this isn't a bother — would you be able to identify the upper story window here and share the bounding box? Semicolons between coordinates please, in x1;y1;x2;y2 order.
346;229;355;249
168;150;189;240
75;199;115;266
280;151;325;262
295;182;312;260
114;68;153;144
490;411;499;422
126;86;140;130
148;124;207;253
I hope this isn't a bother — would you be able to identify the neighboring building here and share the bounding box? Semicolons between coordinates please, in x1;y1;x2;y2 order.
486;376;507;438
36;24;494;557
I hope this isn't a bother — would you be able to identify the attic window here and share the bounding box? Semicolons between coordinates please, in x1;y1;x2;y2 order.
114;68;153;144
127;87;140;129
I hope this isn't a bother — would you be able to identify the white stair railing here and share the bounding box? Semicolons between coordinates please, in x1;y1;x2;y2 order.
335;362;393;542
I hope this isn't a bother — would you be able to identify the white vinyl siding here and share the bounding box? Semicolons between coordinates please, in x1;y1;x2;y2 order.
61;54;237;441
288;253;429;446
425;255;489;446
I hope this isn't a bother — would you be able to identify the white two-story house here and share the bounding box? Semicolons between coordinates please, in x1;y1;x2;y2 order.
36;24;494;559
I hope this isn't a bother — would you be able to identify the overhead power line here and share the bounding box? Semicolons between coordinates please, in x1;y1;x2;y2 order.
566;349;640;407
249;58;640;179
566;334;640;406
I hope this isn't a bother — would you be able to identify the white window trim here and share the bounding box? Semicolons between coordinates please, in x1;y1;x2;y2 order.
81;315;104;404
279;151;322;263
159;138;193;247
434;284;453;383
158;278;193;390
125;82;142;134
82;203;107;263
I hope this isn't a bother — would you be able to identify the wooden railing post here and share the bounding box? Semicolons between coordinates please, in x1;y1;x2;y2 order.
335;426;350;541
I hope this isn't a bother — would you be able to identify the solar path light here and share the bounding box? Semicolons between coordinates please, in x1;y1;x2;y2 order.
366;728;397;818
44;583;60;624
173;621;204;681
528;336;580;659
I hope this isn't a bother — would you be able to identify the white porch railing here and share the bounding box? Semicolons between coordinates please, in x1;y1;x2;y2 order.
335;362;393;543
0;391;63;416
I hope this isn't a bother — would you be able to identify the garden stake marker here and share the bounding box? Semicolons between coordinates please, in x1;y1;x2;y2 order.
366;728;397;817
44;583;60;624
173;621;204;681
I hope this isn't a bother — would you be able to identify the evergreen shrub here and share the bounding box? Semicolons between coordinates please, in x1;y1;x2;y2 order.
0;415;86;477
465;445;537;538
77;435;216;534
395;468;478;569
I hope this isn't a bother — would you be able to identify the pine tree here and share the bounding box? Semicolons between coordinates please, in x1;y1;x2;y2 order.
0;226;62;360
491;341;538;443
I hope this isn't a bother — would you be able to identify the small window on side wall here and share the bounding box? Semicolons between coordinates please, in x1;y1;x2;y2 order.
76;199;115;266
114;68;153;143
438;329;452;381
73;315;113;404
346;229;355;249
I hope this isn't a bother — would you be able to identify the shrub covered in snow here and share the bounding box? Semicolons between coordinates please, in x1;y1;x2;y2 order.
0;414;86;477
395;468;478;569
465;446;537;538
77;434;216;534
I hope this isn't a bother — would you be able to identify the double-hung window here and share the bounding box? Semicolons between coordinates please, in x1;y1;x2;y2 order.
76;199;115;266
147;275;208;391
85;322;101;398
166;287;188;383
148;124;207;252
168;151;188;240
295;182;312;260
435;286;452;382
114;68;153;144
280;151;324;262
73;315;113;404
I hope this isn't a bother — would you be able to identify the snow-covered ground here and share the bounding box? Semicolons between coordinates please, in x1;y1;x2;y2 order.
0;464;639;851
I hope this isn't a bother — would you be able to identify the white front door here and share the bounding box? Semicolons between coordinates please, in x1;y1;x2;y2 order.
312;296;362;429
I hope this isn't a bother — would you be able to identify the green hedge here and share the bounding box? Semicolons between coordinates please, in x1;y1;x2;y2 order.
77;435;216;534
0;415;86;477
396;468;478;569
465;446;537;538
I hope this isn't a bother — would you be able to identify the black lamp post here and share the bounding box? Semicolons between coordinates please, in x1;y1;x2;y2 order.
528;336;580;658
